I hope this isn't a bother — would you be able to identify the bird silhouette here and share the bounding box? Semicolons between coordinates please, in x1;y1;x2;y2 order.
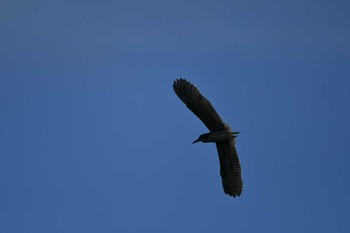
173;78;243;197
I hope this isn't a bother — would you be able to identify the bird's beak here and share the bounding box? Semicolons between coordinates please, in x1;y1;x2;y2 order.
192;139;200;144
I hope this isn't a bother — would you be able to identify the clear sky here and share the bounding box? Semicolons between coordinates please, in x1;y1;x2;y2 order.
1;0;350;232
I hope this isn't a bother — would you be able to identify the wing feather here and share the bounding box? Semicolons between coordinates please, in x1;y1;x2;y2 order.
216;139;243;197
173;78;225;131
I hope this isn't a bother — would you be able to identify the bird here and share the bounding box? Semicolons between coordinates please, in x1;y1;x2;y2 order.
173;78;243;197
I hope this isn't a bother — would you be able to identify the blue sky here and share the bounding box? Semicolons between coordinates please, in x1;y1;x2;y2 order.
1;0;350;232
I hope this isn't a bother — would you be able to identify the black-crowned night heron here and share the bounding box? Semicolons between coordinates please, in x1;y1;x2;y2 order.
173;78;243;197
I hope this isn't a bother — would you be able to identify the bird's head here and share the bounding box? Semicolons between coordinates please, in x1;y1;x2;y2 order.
192;133;210;144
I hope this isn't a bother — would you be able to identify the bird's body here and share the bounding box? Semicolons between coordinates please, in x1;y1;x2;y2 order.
193;128;239;144
173;78;243;197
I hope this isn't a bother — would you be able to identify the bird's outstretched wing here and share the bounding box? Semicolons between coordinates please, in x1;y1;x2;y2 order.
173;78;226;131
216;139;243;197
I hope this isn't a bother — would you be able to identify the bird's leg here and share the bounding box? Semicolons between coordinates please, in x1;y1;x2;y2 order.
228;131;240;135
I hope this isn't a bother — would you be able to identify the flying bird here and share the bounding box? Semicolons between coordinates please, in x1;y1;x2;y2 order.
173;78;243;197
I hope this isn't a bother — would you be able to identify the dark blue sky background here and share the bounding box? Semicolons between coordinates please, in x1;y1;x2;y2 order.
1;0;350;232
